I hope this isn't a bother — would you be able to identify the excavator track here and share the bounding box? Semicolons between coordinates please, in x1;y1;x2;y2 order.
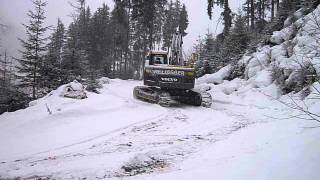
133;86;212;108
133;86;159;103
200;91;212;108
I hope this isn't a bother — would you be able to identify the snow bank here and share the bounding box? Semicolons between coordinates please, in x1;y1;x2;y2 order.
197;65;232;84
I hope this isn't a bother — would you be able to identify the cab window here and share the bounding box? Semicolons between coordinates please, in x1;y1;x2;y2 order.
149;54;168;65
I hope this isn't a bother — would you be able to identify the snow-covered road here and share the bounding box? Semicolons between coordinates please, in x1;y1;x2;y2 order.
0;79;319;179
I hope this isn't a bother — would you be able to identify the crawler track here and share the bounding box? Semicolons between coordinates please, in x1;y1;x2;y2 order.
133;86;212;107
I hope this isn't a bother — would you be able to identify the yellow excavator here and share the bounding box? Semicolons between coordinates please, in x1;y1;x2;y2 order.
133;30;212;107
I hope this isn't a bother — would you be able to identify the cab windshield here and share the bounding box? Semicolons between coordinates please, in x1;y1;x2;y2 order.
149;54;168;65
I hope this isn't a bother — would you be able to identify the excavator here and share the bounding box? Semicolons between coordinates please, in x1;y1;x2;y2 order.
133;30;212;107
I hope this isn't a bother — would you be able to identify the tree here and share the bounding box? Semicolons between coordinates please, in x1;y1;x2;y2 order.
0;51;12;92
111;1;129;77
88;3;112;76
62;22;82;81
132;0;167;50
163;1;188;49
179;4;189;36
16;0;50;99
207;0;232;37
41;18;65;90
250;0;255;29
163;0;176;49
62;0;92;82
222;14;250;64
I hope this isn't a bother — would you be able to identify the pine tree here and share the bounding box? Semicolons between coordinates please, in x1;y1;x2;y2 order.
163;0;175;49
0;51;13;98
111;1;129;77
41;18;65;90
88;3;112;76
16;0;50;99
222;14;250;63
207;0;232;37
250;0;255;29
179;4;189;36
62;22;82;81
132;0;167;50
62;0;92;82
163;1;188;49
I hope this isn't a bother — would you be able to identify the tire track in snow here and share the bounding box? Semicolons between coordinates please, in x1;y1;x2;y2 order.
15;108;170;162
1;102;256;179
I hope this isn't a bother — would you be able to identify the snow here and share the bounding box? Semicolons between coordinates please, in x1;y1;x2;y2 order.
245;46;271;78
270;26;294;44
1;5;320;180
0;77;319;179
0;79;166;162
196;64;232;84
250;69;273;88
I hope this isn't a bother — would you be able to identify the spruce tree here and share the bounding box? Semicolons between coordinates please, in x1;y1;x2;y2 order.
179;4;189;36
62;22;82;81
163;1;188;49
207;0;232;37
132;0;167;50
111;1;129;77
16;0;49;99
41;18;65;90
163;0;175;49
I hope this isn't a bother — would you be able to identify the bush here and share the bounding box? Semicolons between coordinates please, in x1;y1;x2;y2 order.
226;63;246;80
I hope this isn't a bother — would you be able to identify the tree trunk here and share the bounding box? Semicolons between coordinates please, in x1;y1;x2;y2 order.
250;0;255;29
3;51;7;88
247;0;250;26
262;0;265;20
271;0;275;20
276;0;280;16
125;1;131;79
258;0;262;21
223;0;231;36
149;22;153;50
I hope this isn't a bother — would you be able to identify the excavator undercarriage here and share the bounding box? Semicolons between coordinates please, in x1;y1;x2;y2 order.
133;86;212;107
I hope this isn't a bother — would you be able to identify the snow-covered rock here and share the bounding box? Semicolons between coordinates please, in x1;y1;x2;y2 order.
245;46;271;78
61;80;87;99
251;69;273;88
197;65;232;84
270;25;295;44
98;77;111;85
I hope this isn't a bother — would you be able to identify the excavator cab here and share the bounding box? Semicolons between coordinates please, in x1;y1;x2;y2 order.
146;51;168;66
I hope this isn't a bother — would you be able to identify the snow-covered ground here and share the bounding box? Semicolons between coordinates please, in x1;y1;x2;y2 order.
1;5;320;180
0;78;319;179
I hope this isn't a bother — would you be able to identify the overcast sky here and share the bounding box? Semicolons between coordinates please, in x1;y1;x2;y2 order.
0;0;245;57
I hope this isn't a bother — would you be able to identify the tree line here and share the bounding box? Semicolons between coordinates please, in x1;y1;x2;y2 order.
0;0;188;113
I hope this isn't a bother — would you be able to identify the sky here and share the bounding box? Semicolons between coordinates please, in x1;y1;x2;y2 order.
0;0;245;58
